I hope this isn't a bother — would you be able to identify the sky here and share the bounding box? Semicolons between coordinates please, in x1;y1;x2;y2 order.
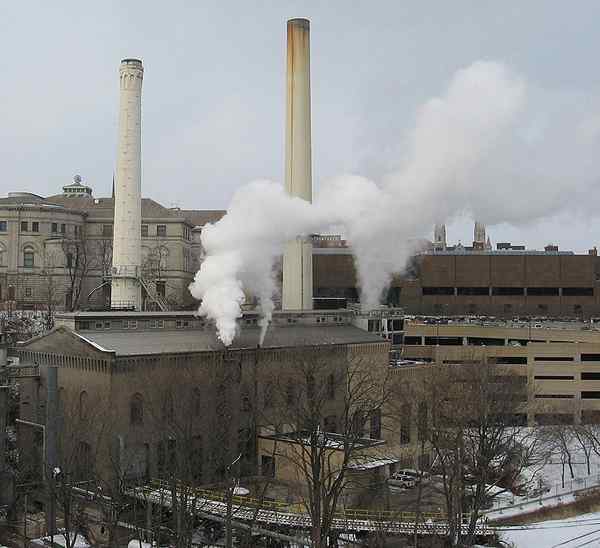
2;1;600;251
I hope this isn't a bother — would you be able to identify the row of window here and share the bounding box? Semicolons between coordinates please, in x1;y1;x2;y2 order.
423;286;595;296
536;392;600;399
0;220;74;234
78;317;199;331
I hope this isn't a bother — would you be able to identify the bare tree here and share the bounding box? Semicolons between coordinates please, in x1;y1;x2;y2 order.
405;360;540;546
40;248;61;330
259;346;389;548
61;227;94;312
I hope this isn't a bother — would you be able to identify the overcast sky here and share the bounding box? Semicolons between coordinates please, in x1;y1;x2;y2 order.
2;1;600;251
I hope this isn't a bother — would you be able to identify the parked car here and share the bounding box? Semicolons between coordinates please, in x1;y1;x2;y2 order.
388;472;416;489
397;468;431;483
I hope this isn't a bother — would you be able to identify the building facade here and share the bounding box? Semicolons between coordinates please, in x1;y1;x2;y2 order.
0;179;225;311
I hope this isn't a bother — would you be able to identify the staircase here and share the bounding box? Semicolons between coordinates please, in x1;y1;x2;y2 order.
138;277;170;311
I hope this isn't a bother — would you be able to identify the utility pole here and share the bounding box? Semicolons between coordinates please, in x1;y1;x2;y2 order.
46;366;58;545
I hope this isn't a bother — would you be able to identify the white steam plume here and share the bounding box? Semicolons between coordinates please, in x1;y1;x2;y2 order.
190;60;600;345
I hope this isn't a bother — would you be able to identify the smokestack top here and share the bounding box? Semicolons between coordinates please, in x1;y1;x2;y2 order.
120;58;143;68
287;18;310;29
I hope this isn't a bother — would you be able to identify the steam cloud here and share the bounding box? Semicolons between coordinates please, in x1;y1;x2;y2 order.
190;60;600;346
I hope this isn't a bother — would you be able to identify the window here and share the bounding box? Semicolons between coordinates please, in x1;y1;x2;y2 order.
457;287;489;296
326;373;335;400
535;375;574;380
141;224;148;237
417;402;428;441
528;287;559;296
74;225;78;236
368;319;380;332
156;224;167;237
66;252;73;269
20;221;28;232
582;391;600;399
400;403;411;444
534;356;574;362
324;415;338;433
79;391;89;420
102;224;113;237
422;287;454;296
563;287;594;296
582;372;600;380
286;381;295;406
264;381;274;409
23;247;34;268
0;221;6;232
60;223;66;234
32;222;39;232
261;455;275;478
369;409;381;439
130;393;144;425
51;223;58;233
582;354;600;362
492;287;525;296
535;394;574;399
25;287;32;298
156;281;166;298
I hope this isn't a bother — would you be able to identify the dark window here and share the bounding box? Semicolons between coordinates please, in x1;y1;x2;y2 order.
403;336;422;345
66;252;73;269
494;356;528;365
51;223;58;233
79;391;88;420
23;248;34;268
60;223;66;234
457;287;489;296
32;222;39;232
352;412;365;437
25;287;32;297
467;337;505;346
581;354;600;362
582;391;600;399
422;287;454;296
261;455;275;478
157;224;167;237
130;393;144;425
417;402;428;441
156;281;166;298
424;336;462;346
492;287;525;296
20;221;28;232
535;375;574;380
368;319;380;332
324;415;337;433
0;221;6;231
286;381;295;406
370;409;381;439
102;224;113;237
534;356;574;362
400;403;411;444
141;224;148;237
264;381;274;409
326;373;335;400
563;287;594;297
527;287;559;296
535;394;573;399
582;372;600;380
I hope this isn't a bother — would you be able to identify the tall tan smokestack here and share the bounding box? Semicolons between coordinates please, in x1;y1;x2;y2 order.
111;58;143;310
282;18;313;310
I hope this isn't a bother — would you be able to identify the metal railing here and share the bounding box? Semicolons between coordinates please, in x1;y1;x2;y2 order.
484;471;600;515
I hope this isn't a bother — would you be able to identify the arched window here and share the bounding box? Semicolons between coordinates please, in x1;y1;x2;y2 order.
162;391;174;423
79;391;88;421
130;393;144;425
23;246;35;268
193;388;201;417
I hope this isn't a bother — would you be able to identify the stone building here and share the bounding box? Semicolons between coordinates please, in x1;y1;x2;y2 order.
15;310;389;487
0;177;225;311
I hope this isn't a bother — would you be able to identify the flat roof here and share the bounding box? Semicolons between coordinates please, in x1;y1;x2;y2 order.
77;324;385;356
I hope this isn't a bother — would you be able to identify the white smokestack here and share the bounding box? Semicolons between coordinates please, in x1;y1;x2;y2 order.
111;58;143;310
282;18;313;310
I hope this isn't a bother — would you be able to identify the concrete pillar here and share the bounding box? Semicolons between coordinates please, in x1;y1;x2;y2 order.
282;19;313;310
111;59;143;310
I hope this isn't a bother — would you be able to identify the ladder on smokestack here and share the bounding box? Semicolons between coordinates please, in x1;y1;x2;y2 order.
138;277;170;312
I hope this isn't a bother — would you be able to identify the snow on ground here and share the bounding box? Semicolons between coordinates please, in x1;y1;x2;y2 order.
499;511;600;547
